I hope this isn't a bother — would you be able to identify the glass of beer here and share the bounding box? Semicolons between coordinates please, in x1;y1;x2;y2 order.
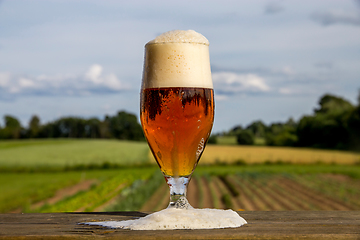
140;30;214;209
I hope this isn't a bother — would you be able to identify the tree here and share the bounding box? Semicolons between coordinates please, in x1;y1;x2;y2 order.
314;94;353;115
207;135;217;144
108;111;144;141
266;131;298;146
1;115;22;139
236;130;254;145
347;106;360;150
265;120;298;147
55;117;85;138
38;117;87;138
0;123;3;139
84;118;101;138
99;116;111;138
246;120;266;138
347;90;360;150
228;125;243;136
28;115;40;138
297;94;354;149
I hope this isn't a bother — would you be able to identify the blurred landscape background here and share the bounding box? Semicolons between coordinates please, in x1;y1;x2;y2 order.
0;0;360;213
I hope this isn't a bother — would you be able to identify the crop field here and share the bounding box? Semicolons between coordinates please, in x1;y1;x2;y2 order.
141;169;360;211
2;164;359;214
0;167;158;213
200;145;360;165
1;139;359;169
1;139;360;213
147;143;360;165
0;139;150;170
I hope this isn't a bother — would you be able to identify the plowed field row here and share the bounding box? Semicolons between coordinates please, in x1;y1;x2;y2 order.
10;171;359;213
141;173;360;211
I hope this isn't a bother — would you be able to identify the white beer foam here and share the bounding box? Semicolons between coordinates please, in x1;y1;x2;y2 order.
83;208;247;230
142;30;213;89
148;30;209;45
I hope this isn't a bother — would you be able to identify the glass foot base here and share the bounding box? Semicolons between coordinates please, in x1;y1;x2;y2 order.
165;176;193;209
167;196;193;209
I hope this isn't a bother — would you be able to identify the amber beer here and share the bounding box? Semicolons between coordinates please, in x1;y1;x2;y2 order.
140;87;214;177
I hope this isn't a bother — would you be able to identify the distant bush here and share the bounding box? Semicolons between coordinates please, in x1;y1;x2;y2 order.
266;131;298;147
207;135;217;144
236;130;254;145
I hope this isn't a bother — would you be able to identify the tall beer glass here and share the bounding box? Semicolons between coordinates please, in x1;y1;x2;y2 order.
140;30;214;209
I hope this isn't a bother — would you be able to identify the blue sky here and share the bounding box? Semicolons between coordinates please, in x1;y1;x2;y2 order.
0;0;359;133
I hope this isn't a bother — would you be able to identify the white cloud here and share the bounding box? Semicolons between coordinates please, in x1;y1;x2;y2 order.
0;73;11;87
214;94;228;101
84;65;123;90
0;64;128;100
102;73;123;90
85;64;103;84
212;72;270;95
278;86;322;96
279;88;293;95
18;78;36;88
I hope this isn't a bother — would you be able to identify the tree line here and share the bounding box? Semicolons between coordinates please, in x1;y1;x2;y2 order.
0;111;144;141
213;92;360;151
1;91;359;151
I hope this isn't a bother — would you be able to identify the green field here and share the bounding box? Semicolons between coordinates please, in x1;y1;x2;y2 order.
1;139;360;213
0;167;158;213
2;164;359;213
216;136;265;146
2;139;359;170
0;139;150;170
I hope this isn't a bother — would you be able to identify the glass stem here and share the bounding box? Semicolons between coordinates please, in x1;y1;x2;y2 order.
165;176;193;209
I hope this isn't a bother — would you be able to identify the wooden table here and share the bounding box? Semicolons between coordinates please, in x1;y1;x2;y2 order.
0;211;359;239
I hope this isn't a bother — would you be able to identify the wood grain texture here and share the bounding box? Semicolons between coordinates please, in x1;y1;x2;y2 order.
0;211;359;239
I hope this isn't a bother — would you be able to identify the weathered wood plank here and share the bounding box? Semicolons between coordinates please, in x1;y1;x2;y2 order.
0;211;359;239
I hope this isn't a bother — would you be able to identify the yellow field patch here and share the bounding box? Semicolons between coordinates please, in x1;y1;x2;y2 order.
147;145;360;165
201;145;360;165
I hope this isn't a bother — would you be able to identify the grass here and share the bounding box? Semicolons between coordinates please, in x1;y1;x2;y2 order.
0;139;72;149
254;138;266;146
3;139;359;170
0;139;151;169
2;163;360;213
1;139;360;213
38;167;156;213
0;170;94;213
216;136;265;146
0;171;114;212
216;136;237;145
0;167;157;213
107;170;164;211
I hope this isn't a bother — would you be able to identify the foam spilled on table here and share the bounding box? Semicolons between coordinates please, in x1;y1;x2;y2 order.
83;208;247;230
